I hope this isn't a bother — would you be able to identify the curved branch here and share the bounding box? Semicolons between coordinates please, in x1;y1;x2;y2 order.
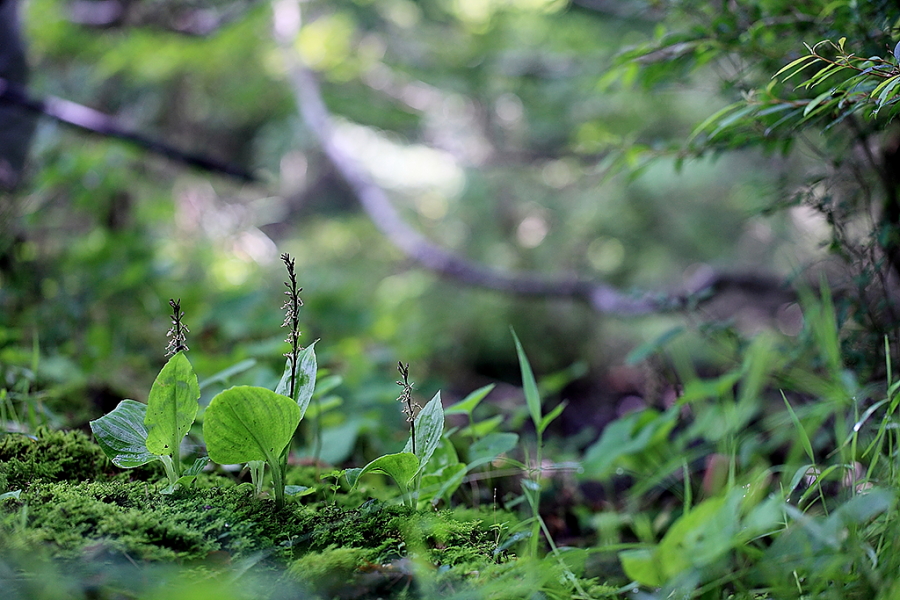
67;0;258;36
0;77;257;183
272;0;791;317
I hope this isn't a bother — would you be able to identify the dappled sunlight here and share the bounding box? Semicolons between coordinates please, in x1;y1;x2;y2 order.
171;180;280;289
333;119;466;197
586;236;625;274
452;0;566;30
516;214;548;248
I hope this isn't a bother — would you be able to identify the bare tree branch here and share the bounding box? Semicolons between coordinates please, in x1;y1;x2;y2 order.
0;76;258;182
67;0;257;36
270;0;797;317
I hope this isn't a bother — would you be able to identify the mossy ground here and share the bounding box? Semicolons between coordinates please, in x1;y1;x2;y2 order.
0;429;614;599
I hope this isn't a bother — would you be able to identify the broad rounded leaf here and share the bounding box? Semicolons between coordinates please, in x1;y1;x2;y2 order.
90;399;156;468
619;548;664;587
145;352;200;457
654;493;740;581
203;386;300;465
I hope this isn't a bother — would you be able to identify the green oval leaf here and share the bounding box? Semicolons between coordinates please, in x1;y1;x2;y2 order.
0;490;22;502
350;452;420;493
285;485;314;497
185;456;210;476
144;352;200;457
467;432;519;470
203;386;300;465
619;548;663;587
275;341;318;418
199;358;257;390
90;399;156;468
403;391;444;476
420;462;467;505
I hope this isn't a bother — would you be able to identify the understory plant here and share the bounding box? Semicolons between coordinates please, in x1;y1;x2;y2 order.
202;253;317;508
87;252;529;514
343;362;445;508
90;255;318;507
89;300;207;493
580;287;900;598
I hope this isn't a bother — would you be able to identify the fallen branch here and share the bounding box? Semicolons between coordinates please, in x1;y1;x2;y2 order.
0;76;257;183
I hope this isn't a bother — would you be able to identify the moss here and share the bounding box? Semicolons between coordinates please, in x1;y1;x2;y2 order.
0;429;112;490
293;503;412;558
0;428;166;491
0;432;585;599
8;481;215;560
1;476;502;570
0;472;609;599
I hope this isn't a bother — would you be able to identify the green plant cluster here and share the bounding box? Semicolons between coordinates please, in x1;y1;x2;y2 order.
82;256;560;521
87;260;321;507
569;291;900;598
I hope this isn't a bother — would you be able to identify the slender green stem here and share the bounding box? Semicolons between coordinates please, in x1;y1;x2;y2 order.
169;427;182;479
249;460;266;495
158;455;179;487
527;435;543;558
311;395;322;478
266;449;287;509
533;508;590;598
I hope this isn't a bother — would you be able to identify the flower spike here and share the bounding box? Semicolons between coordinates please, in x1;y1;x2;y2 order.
396;362;420;454
165;298;189;356
280;253;303;399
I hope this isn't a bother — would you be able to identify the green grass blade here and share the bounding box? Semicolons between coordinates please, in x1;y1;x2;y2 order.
783;392;815;462
511;329;542;430
144;352;200;461
445;384;495;417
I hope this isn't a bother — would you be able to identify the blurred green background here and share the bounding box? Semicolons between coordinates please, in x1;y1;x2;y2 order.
1;0;822;461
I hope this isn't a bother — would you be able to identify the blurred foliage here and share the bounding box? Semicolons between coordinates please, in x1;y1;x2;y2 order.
605;0;900;373
0;0;894;464
4;1;900;597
